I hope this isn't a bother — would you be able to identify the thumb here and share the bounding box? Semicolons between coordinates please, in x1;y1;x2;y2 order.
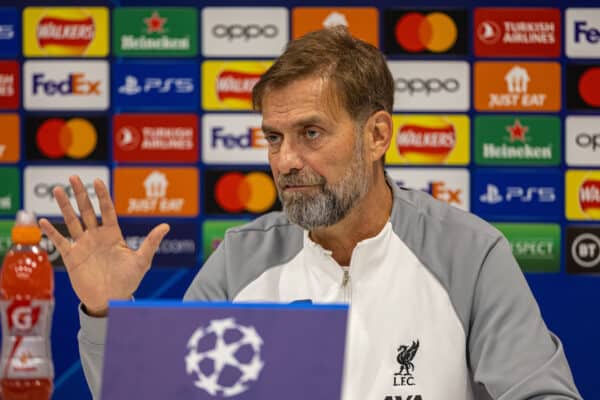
136;223;170;270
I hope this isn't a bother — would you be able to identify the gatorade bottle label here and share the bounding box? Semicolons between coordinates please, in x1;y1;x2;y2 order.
0;299;54;378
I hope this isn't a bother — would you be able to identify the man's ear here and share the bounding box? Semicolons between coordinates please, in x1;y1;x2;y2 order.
365;110;393;163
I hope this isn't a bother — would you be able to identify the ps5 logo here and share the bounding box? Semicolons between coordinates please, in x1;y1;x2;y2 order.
479;184;556;204
118;75;194;95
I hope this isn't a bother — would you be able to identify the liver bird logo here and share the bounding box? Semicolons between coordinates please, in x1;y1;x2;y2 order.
395;340;419;376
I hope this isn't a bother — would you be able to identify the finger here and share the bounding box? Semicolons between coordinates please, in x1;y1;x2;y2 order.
39;218;71;258
136;223;170;270
70;175;98;230
53;185;84;239
94;178;118;227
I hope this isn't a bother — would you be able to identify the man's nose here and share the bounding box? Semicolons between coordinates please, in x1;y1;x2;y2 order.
276;139;303;174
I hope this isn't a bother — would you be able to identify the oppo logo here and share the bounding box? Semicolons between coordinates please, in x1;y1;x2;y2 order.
33;182;96;199
212;24;278;40
576;132;600;151
395;78;460;95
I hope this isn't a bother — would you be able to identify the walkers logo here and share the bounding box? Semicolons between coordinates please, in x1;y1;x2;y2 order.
567;64;600;110
386;168;470;211
0;221;13;259
0;114;19;163
566;9;600;58
292;7;378;47
494;223;560;273
114;168;199;217
23;60;108;111
202;61;272;110
0;167;19;215
113;114;198;163
474;116;560;166
473;170;562;219
25;116;108;161
388;61;469;111
202;7;288;57
205;170;280;214
203;114;268;165
113;8;197;57
113;61;198;110
24;166;109;217
122;221;198;267
386;115;469;165
566;116;600;166
566;226;600;273
0;61;18;109
0;8;18;57
202;220;248;261
383;10;467;55
475;62;560;111
23;7;108;56
566;170;600;220
474;8;560;57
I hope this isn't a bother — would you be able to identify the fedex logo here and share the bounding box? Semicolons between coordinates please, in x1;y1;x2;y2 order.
24;60;108;110
574;21;600;44
566;9;600;58
211;126;267;149
473;170;562;219
33;73;100;96
202;114;268;165
395;180;462;205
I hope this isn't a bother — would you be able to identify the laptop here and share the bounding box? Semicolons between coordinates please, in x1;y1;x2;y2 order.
100;300;349;400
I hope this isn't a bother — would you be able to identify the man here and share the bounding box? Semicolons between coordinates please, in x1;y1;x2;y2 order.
41;27;581;399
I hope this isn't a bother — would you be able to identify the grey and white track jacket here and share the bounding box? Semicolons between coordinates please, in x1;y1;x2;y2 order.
78;181;582;400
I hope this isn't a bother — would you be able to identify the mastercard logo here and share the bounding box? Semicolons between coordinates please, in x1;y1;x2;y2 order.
578;67;600;108
36;118;97;159
395;12;457;53
214;171;277;213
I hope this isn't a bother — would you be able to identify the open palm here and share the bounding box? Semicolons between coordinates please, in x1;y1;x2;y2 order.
39;176;169;316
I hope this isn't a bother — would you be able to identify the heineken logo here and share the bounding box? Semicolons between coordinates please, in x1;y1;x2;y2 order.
475;116;560;166
113;8;197;56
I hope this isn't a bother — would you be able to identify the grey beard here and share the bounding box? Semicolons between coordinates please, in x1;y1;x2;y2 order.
278;141;370;230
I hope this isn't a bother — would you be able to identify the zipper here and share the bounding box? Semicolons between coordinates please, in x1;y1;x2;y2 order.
341;267;351;303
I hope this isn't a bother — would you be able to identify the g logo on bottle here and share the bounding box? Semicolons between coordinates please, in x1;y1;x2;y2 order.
7;300;41;332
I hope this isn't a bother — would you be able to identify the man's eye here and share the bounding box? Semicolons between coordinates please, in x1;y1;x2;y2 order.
305;129;320;140
265;134;281;144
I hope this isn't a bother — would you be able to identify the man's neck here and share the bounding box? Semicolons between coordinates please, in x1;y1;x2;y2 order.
309;172;393;266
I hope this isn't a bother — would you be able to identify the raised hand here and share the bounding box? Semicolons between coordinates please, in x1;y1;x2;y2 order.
39;176;169;317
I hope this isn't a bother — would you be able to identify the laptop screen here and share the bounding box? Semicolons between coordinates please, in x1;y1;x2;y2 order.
101;301;348;400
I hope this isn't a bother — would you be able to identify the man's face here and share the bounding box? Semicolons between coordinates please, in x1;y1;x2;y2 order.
260;76;371;230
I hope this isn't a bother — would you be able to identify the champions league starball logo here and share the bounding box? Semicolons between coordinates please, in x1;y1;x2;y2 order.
185;318;265;397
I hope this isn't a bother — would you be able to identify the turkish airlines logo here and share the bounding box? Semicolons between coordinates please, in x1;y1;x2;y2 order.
0;61;18;109
26;116;107;161
388;61;469;111
566;9;600;58
567;64;600;110
205;170;279;214
474;8;560;57
475;62;560;111
113;114;198;163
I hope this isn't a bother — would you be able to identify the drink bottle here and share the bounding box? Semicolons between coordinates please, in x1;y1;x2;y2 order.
0;211;54;400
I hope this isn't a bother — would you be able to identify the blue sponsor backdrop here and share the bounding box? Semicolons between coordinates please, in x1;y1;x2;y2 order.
112;60;199;110
473;169;564;219
0;8;19;57
0;0;598;399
